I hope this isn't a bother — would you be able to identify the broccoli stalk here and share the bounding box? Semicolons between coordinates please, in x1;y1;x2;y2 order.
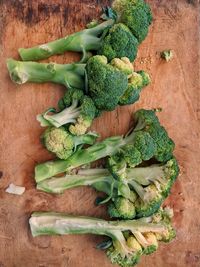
29;208;175;267
7;58;86;90
37;158;179;219
18;0;153;62
18;20;114;61
7;56;150;111
35;109;175;182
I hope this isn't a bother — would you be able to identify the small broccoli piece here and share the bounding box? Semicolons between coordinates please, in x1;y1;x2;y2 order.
98;23;139;62
37;88;97;135
161;50;173;62
29;208;176;267
86;55;128;110
112;0;153;43
42;126;99;159
119;70;151;105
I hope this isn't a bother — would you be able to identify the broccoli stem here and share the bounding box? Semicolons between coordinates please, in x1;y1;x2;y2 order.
19;20;114;61
7;59;86;90
35;132;138;182
29;212;166;237
37;100;82;128
37;173;112;194
126;165;165;186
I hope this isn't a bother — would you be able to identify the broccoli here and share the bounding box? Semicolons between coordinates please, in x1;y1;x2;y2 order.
35;109;175;182
18;0;153;62
112;0;152;43
29;207;176;267
7;56;149;111
37;88;97;135
161;50;173;62
37;157;179;219
41;127;99;160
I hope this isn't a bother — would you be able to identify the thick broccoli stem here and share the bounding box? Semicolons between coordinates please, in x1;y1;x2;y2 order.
35;132;138;182
37;173;112;194
19;20;114;61
7;59;85;90
29;212;166;237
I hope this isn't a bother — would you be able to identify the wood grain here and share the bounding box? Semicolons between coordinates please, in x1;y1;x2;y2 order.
0;0;199;266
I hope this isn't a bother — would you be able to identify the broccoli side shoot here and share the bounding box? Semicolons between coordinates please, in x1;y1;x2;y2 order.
34;109;176;182
29;207;176;267
37;88;97;135
112;0;153;43
41;126;99;160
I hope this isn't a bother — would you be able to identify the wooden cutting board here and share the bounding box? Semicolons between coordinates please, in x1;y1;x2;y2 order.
0;0;199;266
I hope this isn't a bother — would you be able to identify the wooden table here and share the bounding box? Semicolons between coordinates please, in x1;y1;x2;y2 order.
0;0;199;266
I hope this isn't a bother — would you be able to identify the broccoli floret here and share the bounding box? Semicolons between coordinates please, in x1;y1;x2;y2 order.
98;23;139;62
111;57;134;76
86;55;128;110
35;109;176;182
108;197;136;219
29;208;175;267
119;70;151;105
42;126;99;159
161;50;173;62
112;0;152;43
37;88;97;135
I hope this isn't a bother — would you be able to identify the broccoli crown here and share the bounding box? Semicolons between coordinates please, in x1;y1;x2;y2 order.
119;70;151;106
133;109;175;162
112;0;152;43
107;130;156;181
42;126;99;160
57;88;97;135
107;157;179;219
108;197;136;219
86;55;128;111
98;23;139;62
42;127;75;160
